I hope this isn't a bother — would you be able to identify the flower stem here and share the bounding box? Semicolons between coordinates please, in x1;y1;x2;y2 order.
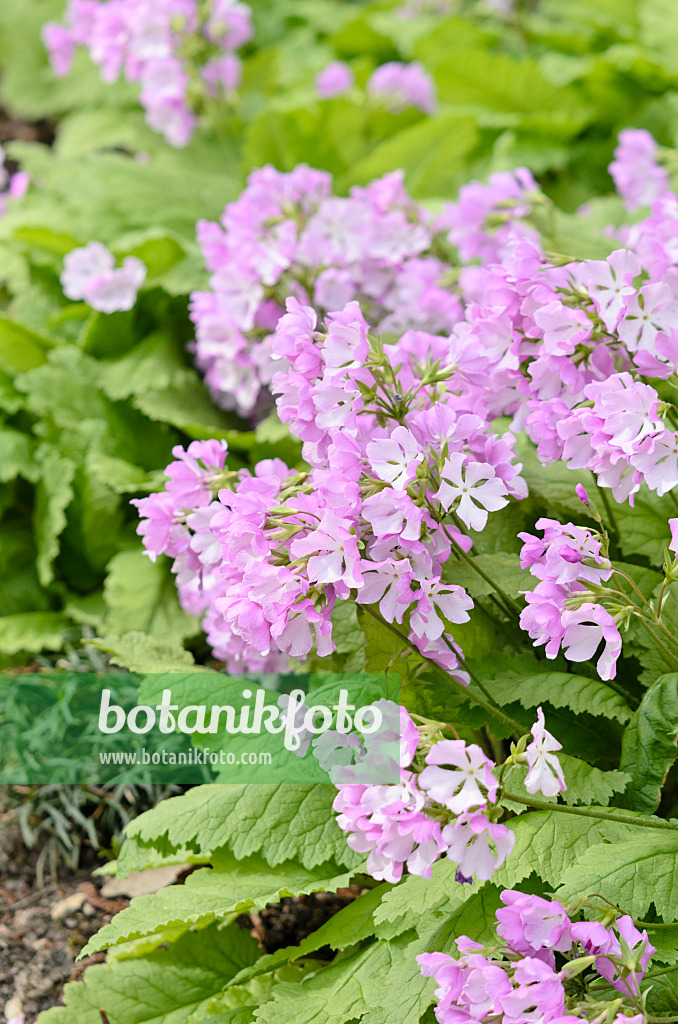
440;523;523;620
361;606;524;734
501;790;678;832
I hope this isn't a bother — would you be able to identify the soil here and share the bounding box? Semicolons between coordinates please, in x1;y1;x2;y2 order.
0;817;125;1024
0;807;363;1023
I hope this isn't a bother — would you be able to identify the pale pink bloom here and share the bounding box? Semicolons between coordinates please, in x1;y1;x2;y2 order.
496;890;571;958
561;603;622;680
419;740;497;814
442;813;515;881
315;60;354;98
356;558;414;623
367;61;437;114
435;452;508;531
290;510;363;589
670;517;678;555
367;426;424;490
409;579;473;641
617;282;678;354
577;248;640;332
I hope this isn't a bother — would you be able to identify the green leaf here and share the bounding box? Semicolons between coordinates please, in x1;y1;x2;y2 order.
0;427;35;482
102;549;199;645
119;784;363;874
619;673;678;814
132;370;242;440
81;850;354;955
95;332;186;401
253;940;392;1024
38;922;260;1024
88;632;198;674
346;115;479;197
0;611;71;655
230;884;391;987
556;829;678;918
486;670;632;723
443;552;531;599
0;313;53;373
33;447;76;586
110;227;187;279
613;487;674;564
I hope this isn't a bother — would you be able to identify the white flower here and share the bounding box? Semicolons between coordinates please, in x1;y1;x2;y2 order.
524;707;566;797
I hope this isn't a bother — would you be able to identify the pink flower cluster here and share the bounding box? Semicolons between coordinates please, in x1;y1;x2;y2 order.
315;60;436;114
61;242;147;313
419;892;654;1023
43;0;253;146
136;295;527;672
609;128;670;211
138;130;678;682
333;706;518;884
518;518;622;680
189;166;466;416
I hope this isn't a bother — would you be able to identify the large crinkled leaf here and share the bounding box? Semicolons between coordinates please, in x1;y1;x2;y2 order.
0;611;71;655
102;549;199;645
81;851;354;955
132;371;242;440
0;427;35;482
556;829;678;918
253;940;392;1024
619;673;678;814
89;632;198;673
346;114;479;197
119;784;363;874
38;922;260;1024
33;446;76;586
613;488;674;564
487;670;632;724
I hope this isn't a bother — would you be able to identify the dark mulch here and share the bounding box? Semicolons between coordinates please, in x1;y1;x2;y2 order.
0;817;126;1024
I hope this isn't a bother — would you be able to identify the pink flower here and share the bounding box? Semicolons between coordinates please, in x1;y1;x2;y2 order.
519;580;568;659
356;558;414;623
367;426;424;490
61;242;146;312
290;510;364;590
419;740;497;814
496;891;571;960
525;708;566;798
561;603;622;680
610;128;670;210
367;61;437;114
442;813;515;881
617;282;678;354
43;22;76;76
435;452;509;531
670;517;678;555
577;249;640;333
498;957;566;1021
315;60;354;98
409;579;473;641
